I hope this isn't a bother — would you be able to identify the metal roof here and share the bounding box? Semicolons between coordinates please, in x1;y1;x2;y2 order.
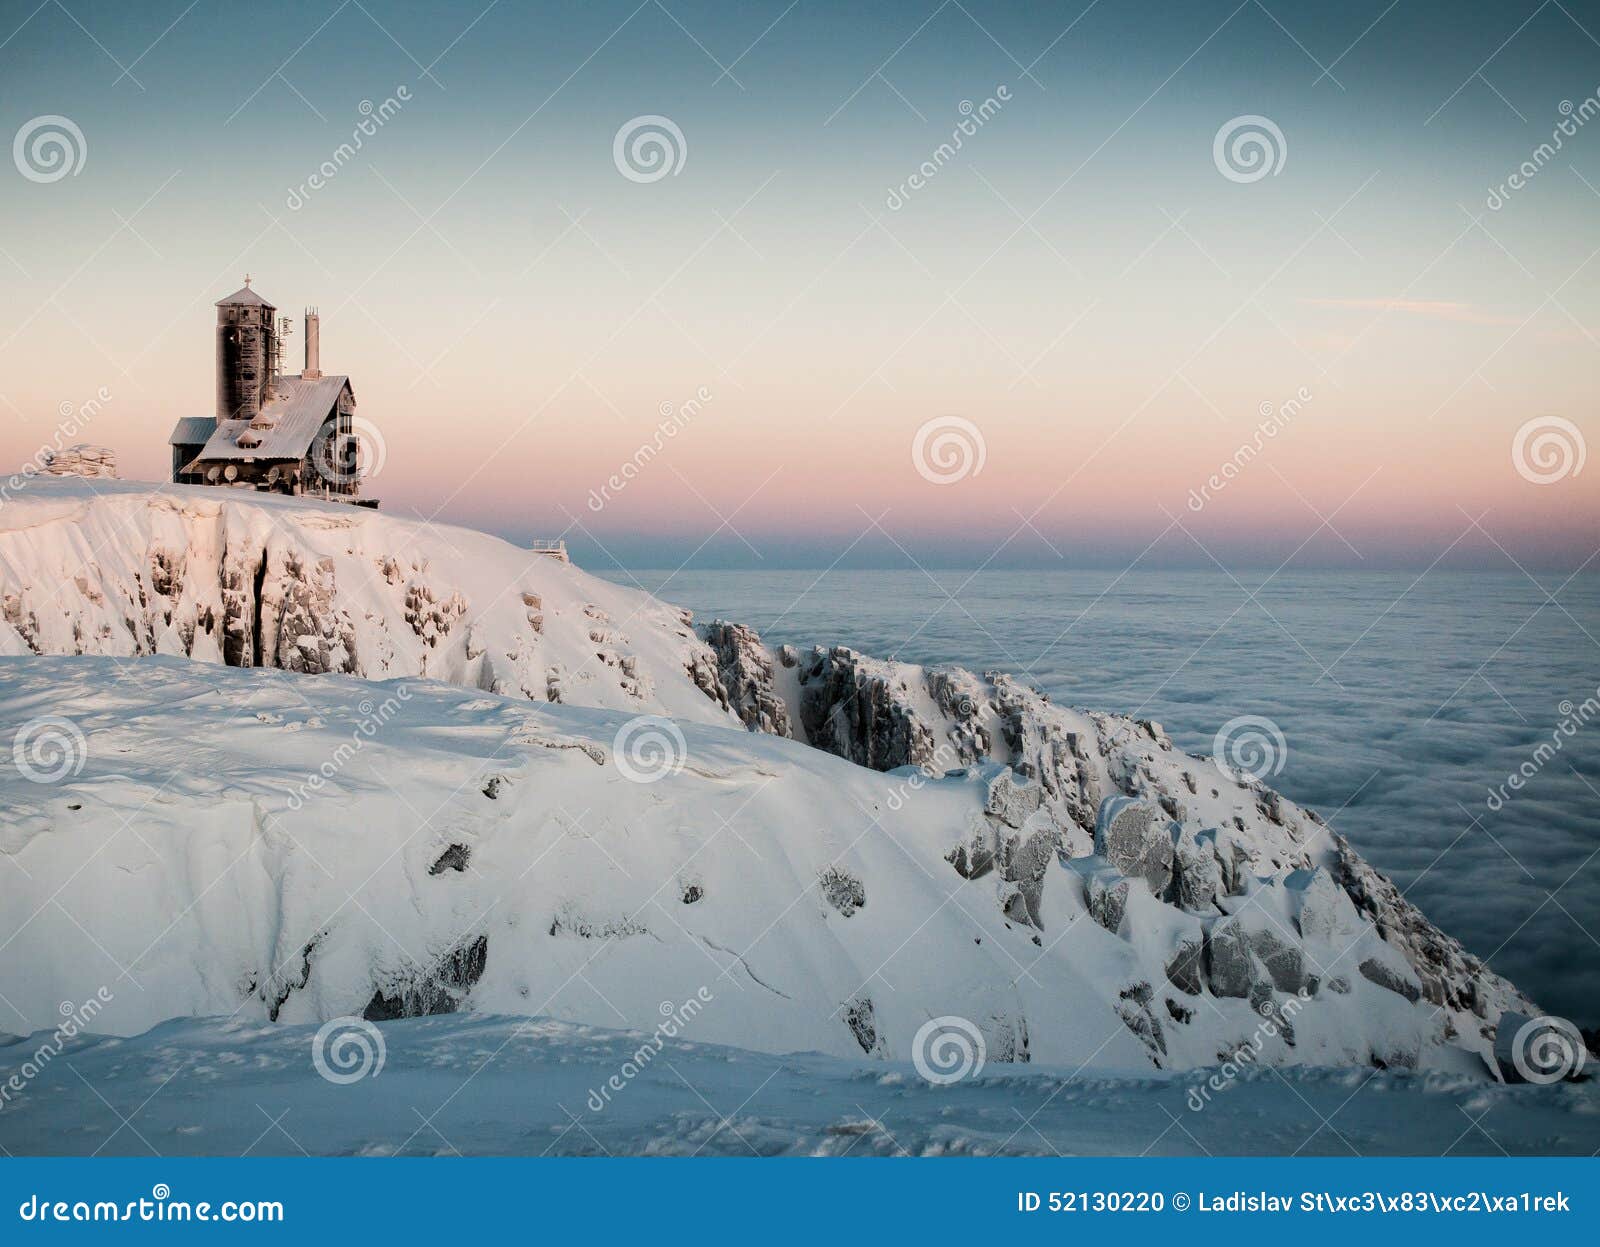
215;285;275;308
187;375;352;464
167;416;217;446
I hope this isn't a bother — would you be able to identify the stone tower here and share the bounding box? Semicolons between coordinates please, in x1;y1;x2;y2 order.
215;278;277;423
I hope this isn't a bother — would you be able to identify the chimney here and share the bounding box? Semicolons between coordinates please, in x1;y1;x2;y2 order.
302;308;322;380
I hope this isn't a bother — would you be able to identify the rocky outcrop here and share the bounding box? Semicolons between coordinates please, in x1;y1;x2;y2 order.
795;646;937;771
1095;796;1174;893
680;620;1538;1057
0;486;684;721
40;444;117;479
1330;832;1526;1021
699;620;793;736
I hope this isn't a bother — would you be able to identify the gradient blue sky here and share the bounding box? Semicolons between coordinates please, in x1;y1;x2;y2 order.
1;0;1597;568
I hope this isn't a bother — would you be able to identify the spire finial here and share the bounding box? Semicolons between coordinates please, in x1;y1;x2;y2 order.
243;273;252;287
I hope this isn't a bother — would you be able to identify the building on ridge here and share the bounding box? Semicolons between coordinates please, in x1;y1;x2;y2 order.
168;278;374;506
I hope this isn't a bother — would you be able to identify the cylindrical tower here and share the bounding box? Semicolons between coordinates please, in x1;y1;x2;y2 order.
215;280;277;423
303;307;321;379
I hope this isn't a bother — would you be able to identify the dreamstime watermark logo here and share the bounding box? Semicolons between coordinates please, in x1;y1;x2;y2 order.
1512;415;1585;484
311;1016;386;1084
911;1015;986;1085
2;386;112;507
17;1184;284;1224
885;85;1010;210
286;87;411;210
310;415;387;489
1487;89;1600;210
0;988;114;1113
1212;714;1287;783
912;415;986;485
587;386;713;512
1212;115;1286;184
284;688;411;810
613;115;686;183
1187;989;1311;1110
1486;687;1600;811
13;115;86;183
12;716;87;784
611;715;687;783
1507;1014;1588;1084
586;988;714;1113
1187;387;1313;512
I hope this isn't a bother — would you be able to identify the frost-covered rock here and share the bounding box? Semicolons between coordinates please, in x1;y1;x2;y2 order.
699;619;793;737
1204;917;1262;999
984;766;1041;829
1169;824;1224;911
1094;796;1174;894
39;444;116;479
1286;866;1359;943
1083;864;1131;934
795;645;937;771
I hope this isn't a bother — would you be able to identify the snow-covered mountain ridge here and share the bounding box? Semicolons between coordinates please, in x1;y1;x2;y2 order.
0;482;1542;1075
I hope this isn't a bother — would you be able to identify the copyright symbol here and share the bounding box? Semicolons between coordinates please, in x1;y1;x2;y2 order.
1173;1192;1190;1211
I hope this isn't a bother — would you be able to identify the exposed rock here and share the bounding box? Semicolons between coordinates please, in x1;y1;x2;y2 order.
428;843;470;875
992;676;1096;831
363;935;487;1020
264;553;358;675
1359;956;1422;1003
819;866;866;917
945;820;998;880
842;996;885;1057
996;819;1059;929
1204;918;1260;999
1248;925;1309;994
39;444;117;479
1085;866;1130;935
796;646;937;771
403;582;467;649
699;620;793;736
549;907;649;940
983;1012;1031;1063
1285;866;1358;942
1116;982;1167;1064
1169;825;1224;911
1094;796;1173;894
925;668;994;765
984;766;1041;829
1165;938;1205;996
1331;833;1519;1017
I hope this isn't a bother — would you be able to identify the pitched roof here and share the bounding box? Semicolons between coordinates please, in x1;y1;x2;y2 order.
168;416;217;446
187;375;352;465
215;285;274;308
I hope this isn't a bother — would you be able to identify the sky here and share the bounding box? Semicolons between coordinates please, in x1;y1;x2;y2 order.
0;0;1597;569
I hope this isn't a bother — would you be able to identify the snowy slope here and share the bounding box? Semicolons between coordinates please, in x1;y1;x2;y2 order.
0;657;1521;1075
2;1013;1596;1157
0;481;1546;1078
0;479;726;725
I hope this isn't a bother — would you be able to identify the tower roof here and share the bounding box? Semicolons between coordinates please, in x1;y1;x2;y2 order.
215;281;274;309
